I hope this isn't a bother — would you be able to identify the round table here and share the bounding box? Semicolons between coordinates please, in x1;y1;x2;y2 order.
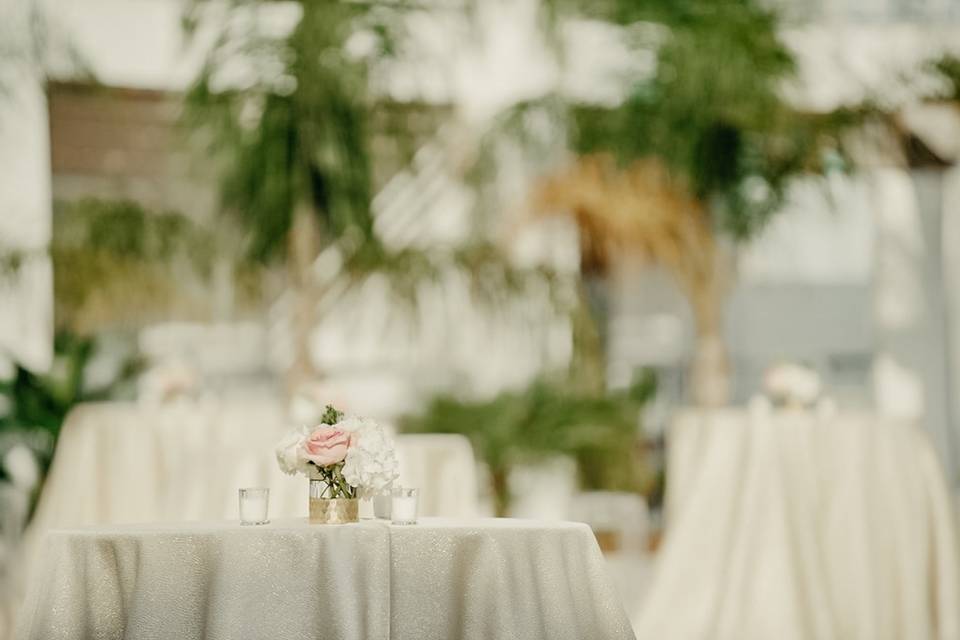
635;406;960;640
27;401;480;531
17;518;635;640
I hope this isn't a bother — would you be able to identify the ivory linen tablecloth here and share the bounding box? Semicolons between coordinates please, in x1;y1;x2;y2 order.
635;405;960;640
17;518;634;640
25;400;478;537
15;400;480;638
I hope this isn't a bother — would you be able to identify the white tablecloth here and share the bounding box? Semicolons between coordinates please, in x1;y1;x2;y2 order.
19;399;480;613
17;518;634;640
26;400;478;531
635;406;960;640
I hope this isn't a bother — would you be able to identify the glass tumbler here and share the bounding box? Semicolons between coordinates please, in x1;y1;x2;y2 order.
391;487;419;525
239;487;270;525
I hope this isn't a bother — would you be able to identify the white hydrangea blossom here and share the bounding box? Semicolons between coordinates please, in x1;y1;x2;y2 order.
339;417;399;495
763;362;822;407
275;426;311;476
274;414;399;492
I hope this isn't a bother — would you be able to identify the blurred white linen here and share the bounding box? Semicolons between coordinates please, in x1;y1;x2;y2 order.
636;404;960;640
18;518;634;640
395;434;478;518
22;400;479;576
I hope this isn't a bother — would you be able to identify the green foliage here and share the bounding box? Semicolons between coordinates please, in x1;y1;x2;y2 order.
401;371;657;515
565;0;865;239
0;332;141;479
184;0;395;262
340;239;570;313
0;334;93;442
55;198;213;266
313;461;356;499
183;1;574;331
929;54;960;102
320;404;345;426
52;198;227;332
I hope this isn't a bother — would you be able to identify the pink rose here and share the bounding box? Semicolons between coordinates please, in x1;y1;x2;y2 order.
302;427;352;467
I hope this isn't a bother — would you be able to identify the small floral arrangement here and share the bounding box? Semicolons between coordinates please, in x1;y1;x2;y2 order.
276;405;399;499
763;361;822;408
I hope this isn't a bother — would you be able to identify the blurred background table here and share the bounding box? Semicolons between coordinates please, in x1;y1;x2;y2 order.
636;405;960;640
22;400;480;575
18;518;634;640
28;399;479;525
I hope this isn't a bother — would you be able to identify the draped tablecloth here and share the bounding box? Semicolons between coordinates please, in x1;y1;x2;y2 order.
17;399;480;632
635;405;960;640
26;400;478;535
17;518;634;640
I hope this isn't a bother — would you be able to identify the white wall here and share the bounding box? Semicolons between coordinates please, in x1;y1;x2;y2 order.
0;0;53;373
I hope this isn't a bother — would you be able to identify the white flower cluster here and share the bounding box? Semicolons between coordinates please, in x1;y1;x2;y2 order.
340;417;399;496
763;362;822;407
274;415;399;495
275;426;312;477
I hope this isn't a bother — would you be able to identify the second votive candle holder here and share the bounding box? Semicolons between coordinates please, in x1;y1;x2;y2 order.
391;487;419;525
373;492;393;519
239;487;270;525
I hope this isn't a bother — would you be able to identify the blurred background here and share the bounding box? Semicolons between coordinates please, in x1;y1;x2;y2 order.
4;0;960;636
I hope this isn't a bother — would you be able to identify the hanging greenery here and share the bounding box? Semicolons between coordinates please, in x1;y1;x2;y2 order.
183;0;576;389
563;0;867;238
183;0;561;263
183;0;391;263
51;198;258;333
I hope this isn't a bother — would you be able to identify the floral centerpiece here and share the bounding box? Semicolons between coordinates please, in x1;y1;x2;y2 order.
276;405;399;523
763;362;822;409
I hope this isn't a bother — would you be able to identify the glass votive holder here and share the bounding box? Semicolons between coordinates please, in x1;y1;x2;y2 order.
239;487;270;525
373;492;392;519
391;487;419;525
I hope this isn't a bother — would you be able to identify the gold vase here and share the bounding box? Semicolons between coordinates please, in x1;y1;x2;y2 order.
308;477;358;524
309;497;359;524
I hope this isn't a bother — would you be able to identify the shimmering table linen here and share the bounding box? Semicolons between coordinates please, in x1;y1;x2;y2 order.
18;518;634;640
28;401;479;532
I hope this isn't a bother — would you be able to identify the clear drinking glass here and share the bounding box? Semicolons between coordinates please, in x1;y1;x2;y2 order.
391;487;419;525
373;490;393;519
239;487;270;525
